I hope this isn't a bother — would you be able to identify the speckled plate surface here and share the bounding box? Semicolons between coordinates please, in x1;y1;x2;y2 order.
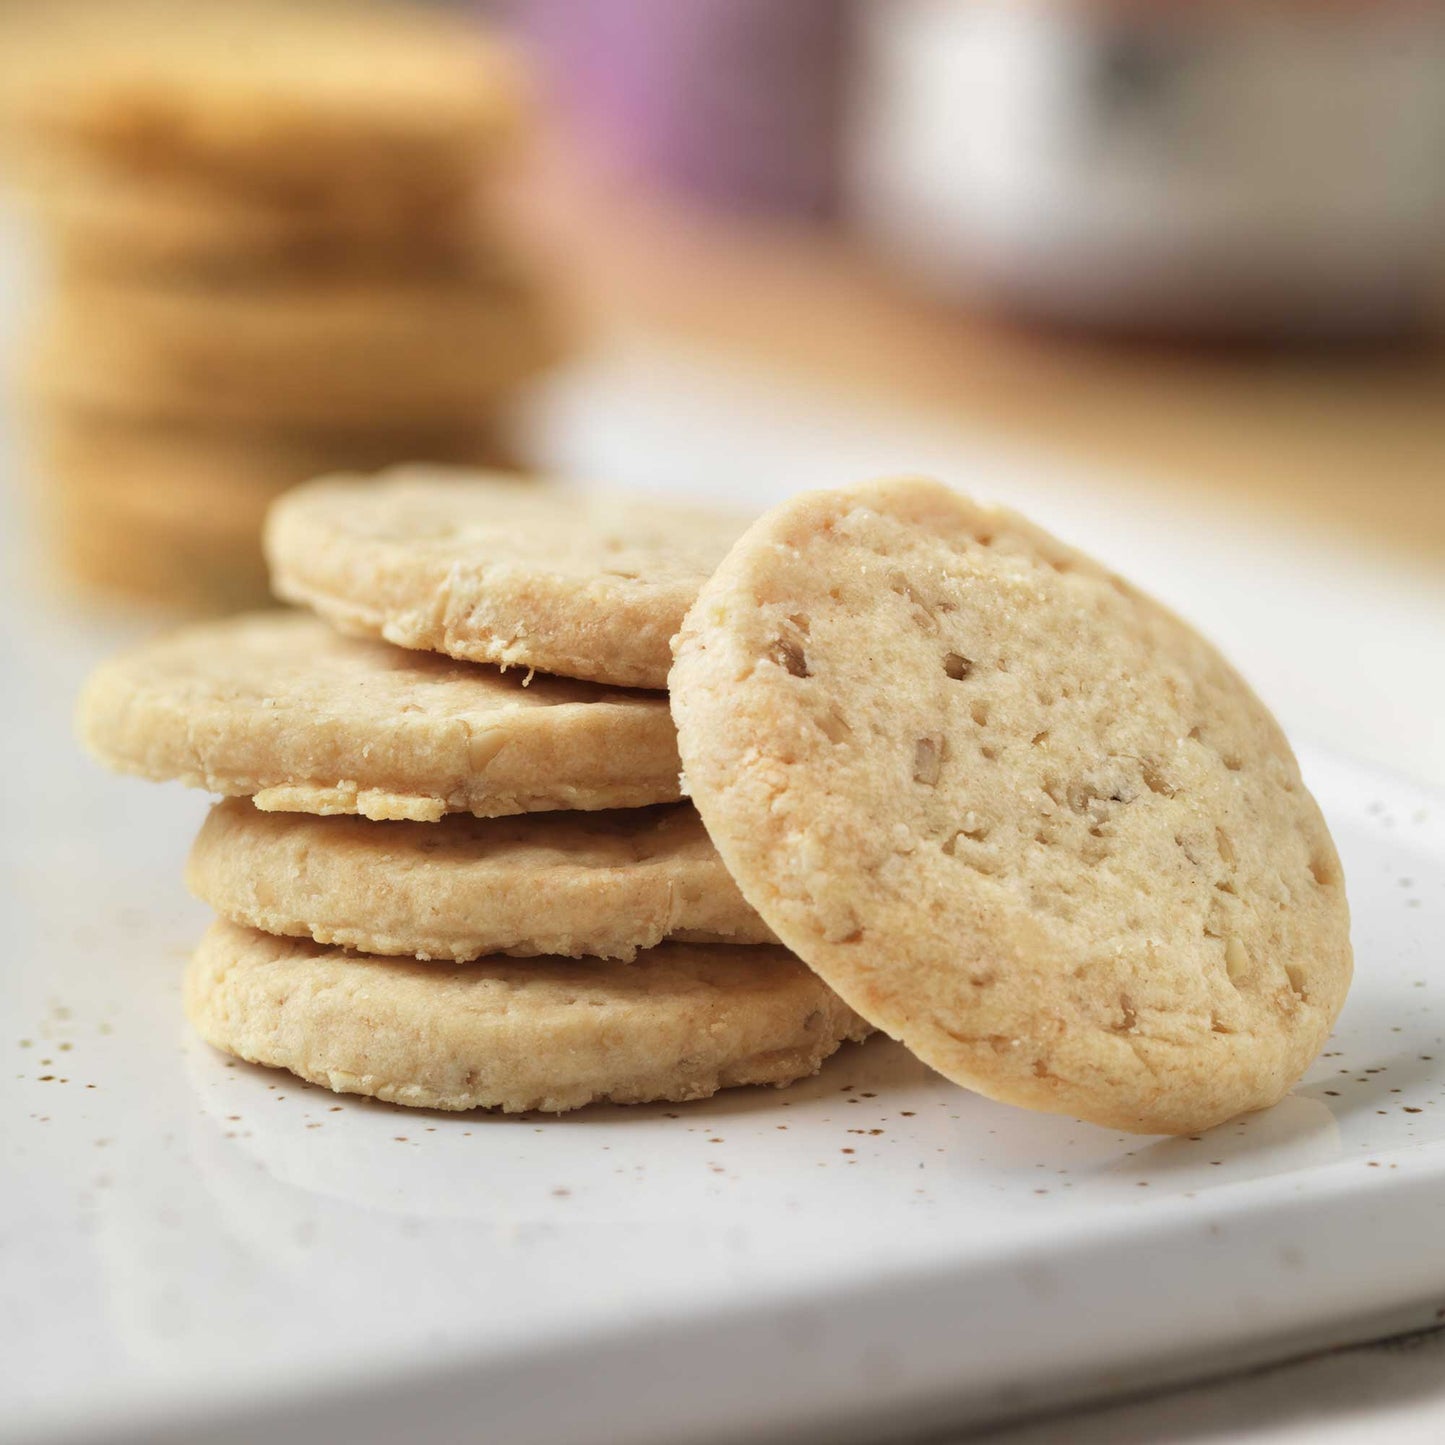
5;629;1445;1445
5;313;1445;1445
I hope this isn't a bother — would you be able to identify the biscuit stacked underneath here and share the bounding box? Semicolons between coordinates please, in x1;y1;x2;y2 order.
77;472;871;1112
4;2;565;611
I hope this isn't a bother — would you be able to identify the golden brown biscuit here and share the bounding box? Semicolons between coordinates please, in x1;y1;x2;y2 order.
30;410;524;611
6;2;526;215
28;162;500;279
48;503;271;613
31;267;567;427
33;406;524;543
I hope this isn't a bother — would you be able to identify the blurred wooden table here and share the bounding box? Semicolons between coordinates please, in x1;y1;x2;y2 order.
528;164;1445;572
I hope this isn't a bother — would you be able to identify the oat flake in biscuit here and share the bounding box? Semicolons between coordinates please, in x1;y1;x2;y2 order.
670;477;1352;1136
78;612;679;821
186;920;870;1113
188;798;775;962
266;470;750;689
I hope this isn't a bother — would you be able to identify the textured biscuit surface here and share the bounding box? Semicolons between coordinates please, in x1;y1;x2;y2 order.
186;920;871;1113
671;478;1352;1135
267;471;751;688
189;798;775;961
78;611;680;820
32;269;564;427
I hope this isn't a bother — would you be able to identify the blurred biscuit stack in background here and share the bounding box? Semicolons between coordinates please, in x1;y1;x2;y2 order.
1;0;568;612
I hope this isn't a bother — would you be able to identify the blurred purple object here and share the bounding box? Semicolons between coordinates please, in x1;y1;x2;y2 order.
525;0;845;218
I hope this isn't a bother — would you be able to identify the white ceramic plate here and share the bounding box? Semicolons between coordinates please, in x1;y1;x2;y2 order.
4;339;1445;1445
7;712;1444;1445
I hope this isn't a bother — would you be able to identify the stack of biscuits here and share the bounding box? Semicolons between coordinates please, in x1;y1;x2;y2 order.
78;468;1353;1134
5;2;566;611
78;471;873;1113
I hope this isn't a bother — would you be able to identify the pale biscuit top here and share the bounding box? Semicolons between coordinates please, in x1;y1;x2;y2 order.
7;2;526;210
78;611;680;821
671;478;1352;1136
267;471;751;689
188;798;776;962
186;920;870;1113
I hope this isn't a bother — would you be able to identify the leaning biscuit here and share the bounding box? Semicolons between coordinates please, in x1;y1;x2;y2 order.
185;920;871;1113
187;798;776;961
266;470;750;689
670;477;1352;1136
78;611;680;821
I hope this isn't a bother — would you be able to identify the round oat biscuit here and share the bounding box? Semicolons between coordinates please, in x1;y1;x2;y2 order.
267;471;751;689
188;798;776;962
670;477;1352;1136
78;611;679;821
185;920;870;1113
7;2;526;214
30;267;566;428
